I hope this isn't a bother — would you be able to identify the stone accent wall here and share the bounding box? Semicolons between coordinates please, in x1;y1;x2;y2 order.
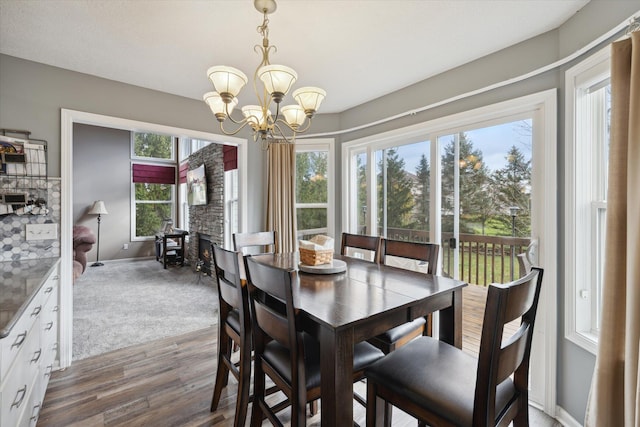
187;144;224;269
0;178;62;262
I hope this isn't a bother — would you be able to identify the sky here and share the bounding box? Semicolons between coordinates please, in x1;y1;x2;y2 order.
394;119;532;174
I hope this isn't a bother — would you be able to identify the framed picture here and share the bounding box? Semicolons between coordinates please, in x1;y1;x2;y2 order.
187;164;207;206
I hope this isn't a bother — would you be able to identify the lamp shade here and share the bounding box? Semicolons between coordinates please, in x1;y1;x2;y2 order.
203;92;238;119
88;200;108;215
207;66;248;97
281;105;307;128
293;86;326;115
242;105;271;128
258;65;297;98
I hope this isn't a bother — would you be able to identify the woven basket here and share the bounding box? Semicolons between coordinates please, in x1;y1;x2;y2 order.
299;247;334;266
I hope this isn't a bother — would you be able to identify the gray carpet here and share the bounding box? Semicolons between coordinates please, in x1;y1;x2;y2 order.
73;258;217;361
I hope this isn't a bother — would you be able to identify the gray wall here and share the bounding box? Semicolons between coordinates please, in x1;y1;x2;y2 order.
1;0;639;422
73;123;155;261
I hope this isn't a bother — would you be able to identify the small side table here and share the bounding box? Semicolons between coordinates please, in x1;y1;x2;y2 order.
155;231;188;269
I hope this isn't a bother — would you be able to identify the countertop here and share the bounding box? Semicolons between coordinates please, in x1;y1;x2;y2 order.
0;257;60;338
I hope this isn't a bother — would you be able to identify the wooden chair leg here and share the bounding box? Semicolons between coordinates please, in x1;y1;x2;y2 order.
367;381;388;427
309;399;319;415
233;338;252;427
211;333;232;411
249;362;266;427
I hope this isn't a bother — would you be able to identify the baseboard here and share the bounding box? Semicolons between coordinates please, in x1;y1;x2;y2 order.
556;405;583;427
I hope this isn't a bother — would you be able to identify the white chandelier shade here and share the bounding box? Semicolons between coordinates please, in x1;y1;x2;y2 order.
242;105;272;127
280;105;306;129
203;92;238;120
258;65;298;100
294;87;327;114
207;66;248;99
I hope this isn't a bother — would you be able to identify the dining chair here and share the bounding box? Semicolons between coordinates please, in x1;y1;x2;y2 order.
365;267;544;427
209;244;252;427
340;232;381;263
244;256;385;427
368;239;440;354
233;230;277;255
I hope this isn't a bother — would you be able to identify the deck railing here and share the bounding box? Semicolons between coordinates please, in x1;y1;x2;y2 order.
378;227;531;286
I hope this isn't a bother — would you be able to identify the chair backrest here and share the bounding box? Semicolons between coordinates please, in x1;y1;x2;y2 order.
380;239;439;274
212;244;249;327
244;256;306;390
473;267;544;426
340;233;381;263
233;231;277;255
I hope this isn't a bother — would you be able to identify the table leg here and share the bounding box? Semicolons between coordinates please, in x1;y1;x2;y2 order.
319;326;354;427
438;288;463;348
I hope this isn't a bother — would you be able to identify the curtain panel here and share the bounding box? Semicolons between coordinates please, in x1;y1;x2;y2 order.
266;142;297;253
586;30;640;427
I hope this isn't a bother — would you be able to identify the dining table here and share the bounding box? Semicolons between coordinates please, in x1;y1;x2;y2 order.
249;252;468;427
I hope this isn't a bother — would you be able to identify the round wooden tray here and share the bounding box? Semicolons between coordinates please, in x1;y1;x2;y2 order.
298;259;347;275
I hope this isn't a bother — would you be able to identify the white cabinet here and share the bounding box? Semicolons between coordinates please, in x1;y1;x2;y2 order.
0;260;59;427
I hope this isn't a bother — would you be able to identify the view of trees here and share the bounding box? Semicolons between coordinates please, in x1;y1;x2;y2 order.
357;130;532;239
296;151;328;232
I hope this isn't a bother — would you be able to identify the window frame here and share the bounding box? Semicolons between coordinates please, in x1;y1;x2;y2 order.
130;160;177;241
131;131;176;162
294;138;335;242
564;46;610;354
130;132;177;241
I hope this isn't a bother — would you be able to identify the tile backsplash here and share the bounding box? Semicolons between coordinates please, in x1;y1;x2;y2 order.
0;178;61;262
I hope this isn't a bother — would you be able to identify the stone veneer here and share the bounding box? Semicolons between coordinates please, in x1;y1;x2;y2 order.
187;144;224;269
0;178;62;262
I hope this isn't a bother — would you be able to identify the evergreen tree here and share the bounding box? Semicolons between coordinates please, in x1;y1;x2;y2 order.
295;151;328;231
492;145;531;236
414;154;430;230
441;133;493;234
357;155;367;231
377;148;415;229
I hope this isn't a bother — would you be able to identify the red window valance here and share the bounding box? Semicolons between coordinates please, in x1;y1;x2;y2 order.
223;145;237;171
132;163;176;184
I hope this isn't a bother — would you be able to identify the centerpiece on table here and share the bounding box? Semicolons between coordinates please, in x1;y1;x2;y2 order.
299;235;334;265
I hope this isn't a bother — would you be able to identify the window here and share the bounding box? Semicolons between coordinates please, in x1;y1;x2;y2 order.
131;132;176;240
295;139;334;240
224;168;239;249
565;47;610;353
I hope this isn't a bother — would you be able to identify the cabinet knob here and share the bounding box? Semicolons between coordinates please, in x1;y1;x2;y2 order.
45;322;54;331
45;286;53;293
31;349;42;363
31;305;42;316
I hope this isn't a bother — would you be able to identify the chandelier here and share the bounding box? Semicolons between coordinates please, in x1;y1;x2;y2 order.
203;0;326;145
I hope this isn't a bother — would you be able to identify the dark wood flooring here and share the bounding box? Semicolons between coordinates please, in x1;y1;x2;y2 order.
37;285;543;426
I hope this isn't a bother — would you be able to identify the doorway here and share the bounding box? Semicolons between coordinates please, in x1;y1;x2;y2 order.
59;109;248;368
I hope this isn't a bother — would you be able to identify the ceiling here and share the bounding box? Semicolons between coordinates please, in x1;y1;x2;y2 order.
0;0;590;114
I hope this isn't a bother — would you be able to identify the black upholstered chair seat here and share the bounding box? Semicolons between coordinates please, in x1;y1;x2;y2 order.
365;336;516;426
372;317;426;343
264;333;384;390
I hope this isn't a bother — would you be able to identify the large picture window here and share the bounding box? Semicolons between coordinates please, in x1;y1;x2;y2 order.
565;47;610;353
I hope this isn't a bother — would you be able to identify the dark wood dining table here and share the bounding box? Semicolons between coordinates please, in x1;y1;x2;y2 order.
250;252;467;426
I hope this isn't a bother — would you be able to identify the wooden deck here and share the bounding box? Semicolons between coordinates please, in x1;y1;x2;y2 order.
38;284;520;426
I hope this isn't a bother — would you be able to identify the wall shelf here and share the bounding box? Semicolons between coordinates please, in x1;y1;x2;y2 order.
0;129;48;216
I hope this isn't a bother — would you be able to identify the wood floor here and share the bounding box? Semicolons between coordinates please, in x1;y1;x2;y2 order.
37;285;530;427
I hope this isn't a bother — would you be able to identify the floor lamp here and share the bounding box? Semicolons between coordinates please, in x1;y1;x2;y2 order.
89;200;108;267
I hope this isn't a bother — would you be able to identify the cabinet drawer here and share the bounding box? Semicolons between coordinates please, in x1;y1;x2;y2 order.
1;312;41;427
0;293;44;383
